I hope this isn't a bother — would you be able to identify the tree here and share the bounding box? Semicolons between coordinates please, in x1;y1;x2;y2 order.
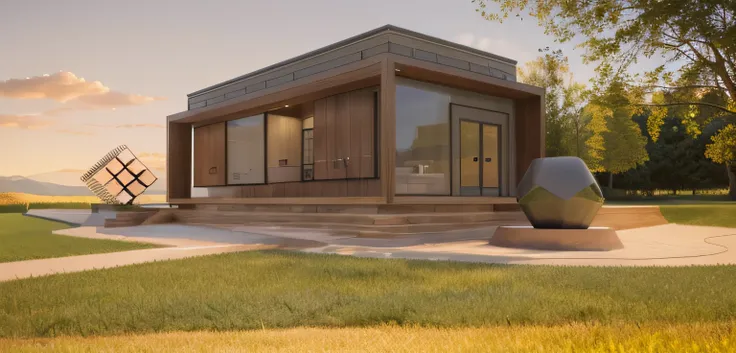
705;123;736;199
647;119;701;194
609;114;730;194
517;50;590;157
473;0;736;198
589;81;649;188
563;82;591;158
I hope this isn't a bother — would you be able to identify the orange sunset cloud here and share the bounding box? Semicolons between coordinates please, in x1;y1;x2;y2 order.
0;71;166;130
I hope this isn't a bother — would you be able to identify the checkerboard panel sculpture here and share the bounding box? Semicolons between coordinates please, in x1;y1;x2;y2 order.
80;145;158;205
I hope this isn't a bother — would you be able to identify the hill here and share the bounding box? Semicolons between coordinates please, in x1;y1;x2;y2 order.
25;169;87;187
0;176;93;196
24;169;167;193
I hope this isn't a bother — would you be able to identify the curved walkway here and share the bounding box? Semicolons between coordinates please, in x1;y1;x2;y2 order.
300;224;736;266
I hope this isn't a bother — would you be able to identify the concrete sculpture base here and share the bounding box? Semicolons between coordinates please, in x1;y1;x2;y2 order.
489;226;624;251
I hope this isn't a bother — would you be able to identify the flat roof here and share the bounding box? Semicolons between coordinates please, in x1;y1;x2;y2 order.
188;24;518;98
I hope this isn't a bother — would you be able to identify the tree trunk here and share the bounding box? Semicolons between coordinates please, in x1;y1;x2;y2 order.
728;162;736;201
608;173;613;189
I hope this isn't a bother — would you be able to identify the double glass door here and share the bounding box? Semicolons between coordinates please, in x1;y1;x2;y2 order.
460;120;500;196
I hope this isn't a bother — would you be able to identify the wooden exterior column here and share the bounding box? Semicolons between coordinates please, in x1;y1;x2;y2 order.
380;58;397;203
514;95;544;183
166;120;192;201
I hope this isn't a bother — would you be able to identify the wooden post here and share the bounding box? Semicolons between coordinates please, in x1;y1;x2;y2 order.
166;119;192;201
380;58;397;204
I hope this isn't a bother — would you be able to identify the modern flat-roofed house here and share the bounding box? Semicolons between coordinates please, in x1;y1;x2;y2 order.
166;25;544;215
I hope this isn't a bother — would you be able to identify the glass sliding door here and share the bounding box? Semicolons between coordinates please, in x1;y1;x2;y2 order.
481;124;500;195
460;121;481;195
459;120;501;196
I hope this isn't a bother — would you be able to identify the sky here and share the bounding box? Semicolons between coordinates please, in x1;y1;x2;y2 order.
0;0;614;178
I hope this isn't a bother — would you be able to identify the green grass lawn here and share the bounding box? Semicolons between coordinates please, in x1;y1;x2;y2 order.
2;251;736;338
660;204;736;228
0;214;161;263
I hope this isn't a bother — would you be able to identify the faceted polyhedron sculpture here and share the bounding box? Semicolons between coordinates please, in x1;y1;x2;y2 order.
80;145;158;205
517;157;604;229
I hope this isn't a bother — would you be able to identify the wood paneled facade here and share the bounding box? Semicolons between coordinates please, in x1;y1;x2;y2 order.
166;25;544;206
313;88;376;180
192;122;226;187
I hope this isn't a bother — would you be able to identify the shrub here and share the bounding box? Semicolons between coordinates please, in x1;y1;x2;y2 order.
0;204;28;213
600;187;629;200
27;202;91;210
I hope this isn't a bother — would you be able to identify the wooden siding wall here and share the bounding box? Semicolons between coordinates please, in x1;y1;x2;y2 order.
514;96;544;183
313;87;376;180
193;122;226;186
167;122;192;200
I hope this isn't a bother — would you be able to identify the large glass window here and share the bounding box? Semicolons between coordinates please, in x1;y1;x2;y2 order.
395;80;451;195
227;114;265;184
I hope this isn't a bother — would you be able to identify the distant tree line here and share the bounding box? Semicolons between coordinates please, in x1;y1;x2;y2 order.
605;115;730;195
517;52;732;198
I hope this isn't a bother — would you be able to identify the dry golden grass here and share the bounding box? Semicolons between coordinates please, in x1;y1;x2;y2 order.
0;192;166;205
2;323;735;353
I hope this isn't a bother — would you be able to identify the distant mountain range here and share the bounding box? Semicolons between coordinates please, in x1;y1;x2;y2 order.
0;176;94;196
26;169;88;187
0;169;167;196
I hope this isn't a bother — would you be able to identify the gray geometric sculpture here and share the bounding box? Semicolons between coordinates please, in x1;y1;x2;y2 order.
80;145;158;205
517;156;604;229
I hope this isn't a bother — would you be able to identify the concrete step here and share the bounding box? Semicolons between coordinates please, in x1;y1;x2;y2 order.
172;210;526;227
197;218;530;236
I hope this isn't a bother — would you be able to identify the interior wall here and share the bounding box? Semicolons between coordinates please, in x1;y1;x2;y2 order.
267;114;303;183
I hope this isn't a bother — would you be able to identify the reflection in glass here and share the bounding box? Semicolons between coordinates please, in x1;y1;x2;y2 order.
460;121;480;188
517;157;605;229
482;124;499;189
395;81;451;195
227;114;265;184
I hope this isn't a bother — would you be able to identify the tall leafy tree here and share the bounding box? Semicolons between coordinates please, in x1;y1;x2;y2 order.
563;81;591;158
517;50;589;157
593;82;649;188
473;0;736;197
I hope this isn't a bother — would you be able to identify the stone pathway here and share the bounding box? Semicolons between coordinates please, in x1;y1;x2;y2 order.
0;244;260;282
0;224;320;282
